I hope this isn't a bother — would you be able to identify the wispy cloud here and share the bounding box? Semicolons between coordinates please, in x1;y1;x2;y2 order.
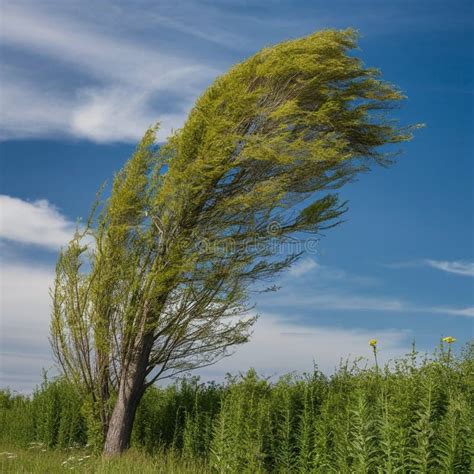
385;259;474;277
0;195;75;250
1;0;469;143
287;258;377;286
0;2;218;142
424;259;474;277
262;288;474;319
0;3;216;89
280;259;473;317
146;12;250;49
431;306;474;318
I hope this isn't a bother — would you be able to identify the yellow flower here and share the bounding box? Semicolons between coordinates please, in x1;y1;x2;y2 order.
369;339;377;347
442;336;456;344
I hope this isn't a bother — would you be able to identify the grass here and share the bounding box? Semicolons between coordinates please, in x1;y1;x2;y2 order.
0;443;210;473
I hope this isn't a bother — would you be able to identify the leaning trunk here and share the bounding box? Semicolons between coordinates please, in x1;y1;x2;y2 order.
102;334;154;456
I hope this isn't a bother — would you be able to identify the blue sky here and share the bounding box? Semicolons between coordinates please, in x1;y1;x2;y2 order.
0;0;473;392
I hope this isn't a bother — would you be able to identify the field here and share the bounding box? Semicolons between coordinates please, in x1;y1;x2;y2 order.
0;445;209;473
1;342;472;473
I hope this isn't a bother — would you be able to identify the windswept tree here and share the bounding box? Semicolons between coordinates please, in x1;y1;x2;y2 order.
50;29;417;456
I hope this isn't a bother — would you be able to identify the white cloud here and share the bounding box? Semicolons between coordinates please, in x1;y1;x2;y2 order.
1;0;471;143
201;313;411;378
70;86;193;143
0;75;192;143
288;258;318;277
71;87;157;144
424;259;474;277
147;12;249;49
286;259;377;287
0;4;214;90
267;259;474;318
0;2;218;142
432;306;474;318
307;293;406;312
385;259;474;277
0;263;56;392
262;289;474;318
0;74;72;140
0;195;75;250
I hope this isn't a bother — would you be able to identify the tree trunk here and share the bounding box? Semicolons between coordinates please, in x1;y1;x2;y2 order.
102;334;154;457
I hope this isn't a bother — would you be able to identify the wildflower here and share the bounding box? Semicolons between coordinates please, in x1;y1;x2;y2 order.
369;339;377;347
442;336;456;344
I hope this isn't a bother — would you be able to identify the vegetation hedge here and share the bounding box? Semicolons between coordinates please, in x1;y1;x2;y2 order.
1;342;472;472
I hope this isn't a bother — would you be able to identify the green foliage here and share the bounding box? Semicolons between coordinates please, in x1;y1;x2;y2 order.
132;377;221;455
0;377;85;448
32;376;85;448
0;390;34;446
80;396;106;452
210;370;271;472
4;342;472;471
50;30;418;451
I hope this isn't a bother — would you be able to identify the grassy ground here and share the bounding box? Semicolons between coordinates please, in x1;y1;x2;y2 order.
0;444;210;473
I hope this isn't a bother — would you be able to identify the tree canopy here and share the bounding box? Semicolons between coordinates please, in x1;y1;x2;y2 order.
50;29;417;455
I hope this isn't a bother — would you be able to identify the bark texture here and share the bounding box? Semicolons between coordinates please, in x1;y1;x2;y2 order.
102;334;153;456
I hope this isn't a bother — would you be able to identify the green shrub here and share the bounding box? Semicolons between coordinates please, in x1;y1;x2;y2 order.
0;341;472;472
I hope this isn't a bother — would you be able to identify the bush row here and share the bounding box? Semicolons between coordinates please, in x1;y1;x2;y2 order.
1;343;472;472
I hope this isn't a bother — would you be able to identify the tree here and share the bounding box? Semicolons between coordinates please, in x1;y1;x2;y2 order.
50;29;417;456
